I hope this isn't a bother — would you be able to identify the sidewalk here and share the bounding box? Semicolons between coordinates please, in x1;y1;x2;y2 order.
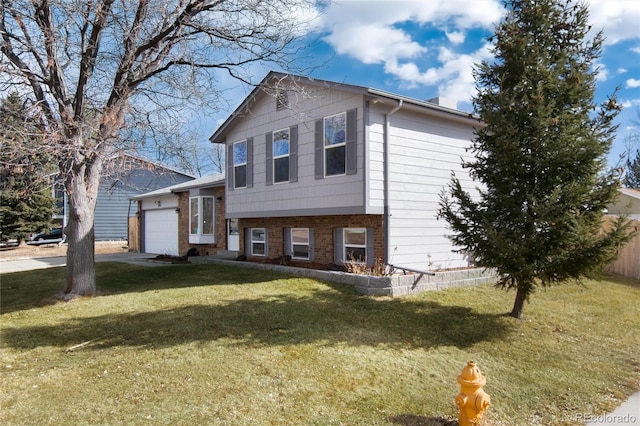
0;252;160;274
585;391;640;425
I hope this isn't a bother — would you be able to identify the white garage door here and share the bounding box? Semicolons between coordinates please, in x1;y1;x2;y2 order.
144;209;179;255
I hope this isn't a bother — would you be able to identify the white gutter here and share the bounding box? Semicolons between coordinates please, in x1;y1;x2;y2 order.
383;99;403;264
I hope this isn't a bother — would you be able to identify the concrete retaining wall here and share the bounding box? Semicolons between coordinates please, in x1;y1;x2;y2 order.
189;256;498;297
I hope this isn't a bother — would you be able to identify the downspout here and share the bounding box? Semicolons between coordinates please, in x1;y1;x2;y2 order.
383;99;403;265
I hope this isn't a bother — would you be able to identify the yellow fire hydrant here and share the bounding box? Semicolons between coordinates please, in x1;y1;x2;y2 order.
455;360;491;426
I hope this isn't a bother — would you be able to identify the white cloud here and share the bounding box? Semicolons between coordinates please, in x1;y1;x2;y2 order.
594;62;609;82
587;0;640;45
319;0;503;65
321;0;503;30
435;44;494;103
445;30;465;45
621;98;640;109
324;24;425;64
384;43;493;105
618;68;628;74
627;79;640;88
316;0;640;109
318;0;503;105
632;46;640;54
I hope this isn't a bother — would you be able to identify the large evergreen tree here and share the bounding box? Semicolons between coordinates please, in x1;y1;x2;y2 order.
439;0;635;319
0;93;55;242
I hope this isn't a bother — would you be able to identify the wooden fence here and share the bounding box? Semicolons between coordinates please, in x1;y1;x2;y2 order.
604;217;640;280
128;216;140;253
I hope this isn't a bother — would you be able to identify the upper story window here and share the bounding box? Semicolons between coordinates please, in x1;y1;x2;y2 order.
233;140;247;189
227;138;253;191
189;196;215;244
273;128;290;183
324;112;346;176
315;109;357;179
266;126;297;186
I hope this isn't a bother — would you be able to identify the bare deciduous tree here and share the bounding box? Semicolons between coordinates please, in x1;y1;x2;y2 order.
0;0;322;298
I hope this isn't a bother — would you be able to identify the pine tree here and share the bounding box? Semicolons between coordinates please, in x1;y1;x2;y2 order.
439;0;636;319
0;93;56;242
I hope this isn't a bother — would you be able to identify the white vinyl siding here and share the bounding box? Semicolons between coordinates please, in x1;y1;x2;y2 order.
375;106;478;270
224;87;365;219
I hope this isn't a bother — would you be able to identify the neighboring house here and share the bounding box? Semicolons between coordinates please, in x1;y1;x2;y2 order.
209;71;481;271
130;174;226;256
606;188;640;280
608;187;640;220
55;154;195;241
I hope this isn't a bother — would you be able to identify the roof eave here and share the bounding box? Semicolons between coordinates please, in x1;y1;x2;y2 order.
209;71;482;143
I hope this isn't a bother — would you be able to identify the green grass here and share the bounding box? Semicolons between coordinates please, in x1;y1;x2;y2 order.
1;263;639;425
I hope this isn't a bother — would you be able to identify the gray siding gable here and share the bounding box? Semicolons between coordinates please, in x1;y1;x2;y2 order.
95;161;193;241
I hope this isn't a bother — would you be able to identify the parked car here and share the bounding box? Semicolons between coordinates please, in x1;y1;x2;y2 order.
28;228;64;245
0;238;19;249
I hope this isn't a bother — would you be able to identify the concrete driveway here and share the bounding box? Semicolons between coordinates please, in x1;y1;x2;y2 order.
0;252;162;274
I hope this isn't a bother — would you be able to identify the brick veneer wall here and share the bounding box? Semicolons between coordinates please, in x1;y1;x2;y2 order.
239;214;384;267
177;187;227;256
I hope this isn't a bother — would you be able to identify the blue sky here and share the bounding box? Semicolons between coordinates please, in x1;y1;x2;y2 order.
204;0;640;169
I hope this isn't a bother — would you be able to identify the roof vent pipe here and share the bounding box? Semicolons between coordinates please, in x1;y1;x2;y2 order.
427;96;457;110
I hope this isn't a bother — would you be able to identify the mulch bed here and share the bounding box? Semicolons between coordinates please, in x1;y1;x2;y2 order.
152;255;191;264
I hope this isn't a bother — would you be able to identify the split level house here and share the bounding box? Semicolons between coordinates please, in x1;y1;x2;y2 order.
208;72;481;272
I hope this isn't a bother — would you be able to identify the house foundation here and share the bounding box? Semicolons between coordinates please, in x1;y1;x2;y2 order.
189;256;498;297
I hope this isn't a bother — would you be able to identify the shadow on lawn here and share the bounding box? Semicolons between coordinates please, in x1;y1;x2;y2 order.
0;263;287;314
1;285;512;351
389;414;457;426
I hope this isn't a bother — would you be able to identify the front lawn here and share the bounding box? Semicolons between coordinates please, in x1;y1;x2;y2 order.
1;263;638;425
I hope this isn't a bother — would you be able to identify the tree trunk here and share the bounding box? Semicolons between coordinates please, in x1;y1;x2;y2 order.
509;286;528;319
61;155;102;299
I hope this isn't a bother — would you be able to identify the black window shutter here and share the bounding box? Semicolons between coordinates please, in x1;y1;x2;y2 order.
290;125;298;183
246;137;253;188
334;228;344;264
346;109;357;175
315;119;323;179
227;143;234;191
266;132;273;186
284;228;291;256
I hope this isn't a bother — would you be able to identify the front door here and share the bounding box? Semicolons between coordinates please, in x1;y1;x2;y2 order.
227;218;239;251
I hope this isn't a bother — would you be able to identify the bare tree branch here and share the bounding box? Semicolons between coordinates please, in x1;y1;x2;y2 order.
0;0;324;297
